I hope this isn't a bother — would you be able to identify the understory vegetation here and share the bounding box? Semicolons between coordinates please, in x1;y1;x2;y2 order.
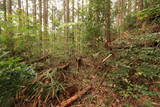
0;0;160;106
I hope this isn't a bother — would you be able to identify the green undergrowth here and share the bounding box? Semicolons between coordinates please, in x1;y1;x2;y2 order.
107;47;160;98
0;49;35;106
0;49;66;106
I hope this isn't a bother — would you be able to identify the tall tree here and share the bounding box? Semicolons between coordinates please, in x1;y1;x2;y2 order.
128;0;132;13
66;0;70;38
66;0;70;23
134;0;137;11
71;0;75;53
39;0;43;53
43;0;48;35
72;0;75;24
33;0;37;23
39;0;42;31
18;0;22;26
3;0;7;21
81;0;84;21
138;0;143;10
105;0;111;49
7;0;12;15
26;0;28;16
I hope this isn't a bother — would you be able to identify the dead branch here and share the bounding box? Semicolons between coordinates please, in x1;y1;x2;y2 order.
102;54;112;63
57;63;70;71
57;85;92;107
145;81;160;85
31;54;50;64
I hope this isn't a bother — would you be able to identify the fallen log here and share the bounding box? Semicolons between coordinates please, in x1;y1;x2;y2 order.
57;85;92;107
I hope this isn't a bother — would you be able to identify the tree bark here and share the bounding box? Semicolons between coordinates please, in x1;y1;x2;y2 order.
43;0;48;35
33;0;37;23
26;0;28;16
18;0;22;27
7;0;12;15
105;0;111;49
128;0;131;14
3;0;7;21
138;0;143;10
134;0;137;11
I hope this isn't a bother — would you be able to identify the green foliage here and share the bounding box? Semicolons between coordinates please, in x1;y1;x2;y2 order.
84;0;111;41
107;47;160;98
0;13;42;58
123;6;160;31
19;68;65;105
136;7;160;23
0;48;65;106
123;13;137;30
133;33;160;47
0;49;35;106
144;0;160;8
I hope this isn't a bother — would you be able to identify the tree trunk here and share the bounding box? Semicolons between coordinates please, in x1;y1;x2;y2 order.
134;0;137;11
66;0;70;54
7;0;12;15
39;0;42;53
43;0;48;35
138;0;143;10
105;0;111;49
82;0;84;21
39;0;42;31
3;0;7;21
26;0;28;16
128;0;131;14
18;0;22;27
33;0;37;23
72;0;75;54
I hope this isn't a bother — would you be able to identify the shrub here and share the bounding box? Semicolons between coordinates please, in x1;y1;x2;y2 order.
0;49;35;106
107;47;160;98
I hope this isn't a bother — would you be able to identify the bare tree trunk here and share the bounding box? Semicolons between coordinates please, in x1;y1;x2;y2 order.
66;0;70;38
77;0;80;53
3;0;7;21
39;0;42;32
26;0;28;16
105;0;111;50
43;0;48;35
18;0;22;27
138;0;143;10
72;0;75;36
7;0;12;16
134;0;137;11
82;0;84;21
66;0;70;54
72;0;75;23
128;0;131;14
51;5;55;32
39;0;43;54
71;0;75;54
33;0;37;23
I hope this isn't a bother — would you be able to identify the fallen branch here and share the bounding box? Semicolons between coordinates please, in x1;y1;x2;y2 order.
31;54;50;64
57;63;70;71
145;81;160;85
102;54;112;63
57;85;92;107
151;102;160;106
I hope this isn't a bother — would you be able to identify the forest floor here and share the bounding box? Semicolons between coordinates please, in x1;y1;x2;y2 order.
34;50;157;107
12;32;160;107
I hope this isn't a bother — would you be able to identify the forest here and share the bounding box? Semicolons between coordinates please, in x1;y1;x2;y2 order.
0;0;160;106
